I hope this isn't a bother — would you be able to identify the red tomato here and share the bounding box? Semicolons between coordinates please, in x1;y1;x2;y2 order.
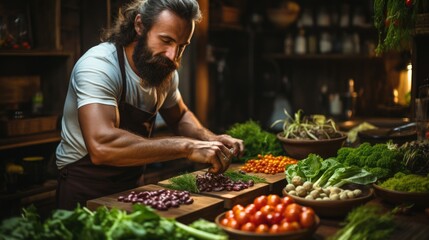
300;211;315;228
267;194;281;206
260;205;275;216
225;210;234;219
283;203;302;222
255;224;269;233
269;224;280;233
235;210;250;226
302;206;315;216
233;204;245;215
274;203;285;215
244;203;257;215
240;222;256;232
281;196;294;206
226;218;240;229
220;217;229;226
250;211;265;226
279;221;300;233
253;195;268;210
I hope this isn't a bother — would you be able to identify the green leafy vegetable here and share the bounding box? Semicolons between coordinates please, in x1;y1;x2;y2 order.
330;205;396;240
285;154;376;188
0;205;228;240
380;172;429;192
226;120;283;162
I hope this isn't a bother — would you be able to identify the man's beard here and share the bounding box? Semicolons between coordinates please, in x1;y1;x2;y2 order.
132;34;180;92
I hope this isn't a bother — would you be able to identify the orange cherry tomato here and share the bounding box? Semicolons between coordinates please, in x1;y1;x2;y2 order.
300;210;315;228
235;210;250;226
244;203;257;215
253;195;268;210
267;194;282;206
250;211;265;226
226;218;240;229
283;203;302;222
269;224;280;233
240;222;256;232
281;196;295;206
225;210;234;219
220;217;229;226
255;224;269;233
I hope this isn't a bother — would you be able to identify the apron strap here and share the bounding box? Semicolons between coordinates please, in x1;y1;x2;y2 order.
116;45;127;102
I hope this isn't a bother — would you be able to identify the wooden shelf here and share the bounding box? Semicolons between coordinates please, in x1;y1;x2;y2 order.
0;179;57;202
263;53;383;61
0;131;61;151
0;50;72;57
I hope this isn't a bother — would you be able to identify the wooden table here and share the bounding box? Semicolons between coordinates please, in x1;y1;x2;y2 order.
158;170;271;209
86;184;224;224
88;167;429;239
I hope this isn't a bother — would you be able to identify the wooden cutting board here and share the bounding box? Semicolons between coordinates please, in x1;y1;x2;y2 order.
228;163;287;195
158;170;270;209
86;184;224;223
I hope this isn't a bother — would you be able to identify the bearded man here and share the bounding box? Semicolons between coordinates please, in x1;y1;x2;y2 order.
55;0;244;210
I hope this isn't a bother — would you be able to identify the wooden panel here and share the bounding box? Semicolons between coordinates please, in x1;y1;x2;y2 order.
229;164;287;195
0;76;40;104
86;184;224;224
159;171;270;209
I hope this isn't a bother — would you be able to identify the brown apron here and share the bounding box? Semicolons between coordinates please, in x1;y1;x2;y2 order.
56;45;157;210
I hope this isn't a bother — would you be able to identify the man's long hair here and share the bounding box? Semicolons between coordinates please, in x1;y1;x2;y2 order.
101;0;202;46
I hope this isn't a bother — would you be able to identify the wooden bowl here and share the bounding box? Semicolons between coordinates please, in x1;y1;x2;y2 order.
277;132;347;160
282;185;374;218
215;212;319;240
373;183;429;208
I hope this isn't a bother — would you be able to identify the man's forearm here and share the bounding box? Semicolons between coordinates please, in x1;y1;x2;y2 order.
175;110;217;141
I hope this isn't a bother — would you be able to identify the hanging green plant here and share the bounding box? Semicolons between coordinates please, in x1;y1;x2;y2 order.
374;0;421;54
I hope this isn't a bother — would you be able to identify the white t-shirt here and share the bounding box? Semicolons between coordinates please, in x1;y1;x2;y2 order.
56;42;181;168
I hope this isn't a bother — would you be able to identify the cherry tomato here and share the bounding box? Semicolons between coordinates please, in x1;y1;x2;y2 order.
240;222;256;232
269;224;280;233
225;210;234;219
244;203;257;215
265;212;282;225
300;211;315;228
281;196;294;206
253;195;268;210
279;221;295;233
260;205;275;216
267;194;281;206
233;204;245;215
274;203;285;214
255;224;269;233
220;217;229;226
250;211;265;226
284;203;302;222
235;210;250;226
226;218;240;229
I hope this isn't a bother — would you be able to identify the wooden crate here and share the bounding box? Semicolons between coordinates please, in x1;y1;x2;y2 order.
0;115;58;136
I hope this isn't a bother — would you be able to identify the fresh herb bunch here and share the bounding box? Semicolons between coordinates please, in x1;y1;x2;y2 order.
374;0;423;54
399;140;429;175
330;205;396;240
0;205;228;240
226;120;283;162
271;109;341;140
163;173;199;193
224;170;267;184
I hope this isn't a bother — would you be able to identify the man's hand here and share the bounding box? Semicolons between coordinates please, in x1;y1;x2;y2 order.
212;134;245;159
186;140;235;174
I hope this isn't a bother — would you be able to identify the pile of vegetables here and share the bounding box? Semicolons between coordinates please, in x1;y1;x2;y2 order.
226;120;283;162
0;205;228;240
285;154;377;189
240;154;298;174
330;205;396;240
271;109;342;140
336;142;404;180
117;189;194;211
219;194;316;234
379;172;429;192
284;176;363;200
163;171;266;193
